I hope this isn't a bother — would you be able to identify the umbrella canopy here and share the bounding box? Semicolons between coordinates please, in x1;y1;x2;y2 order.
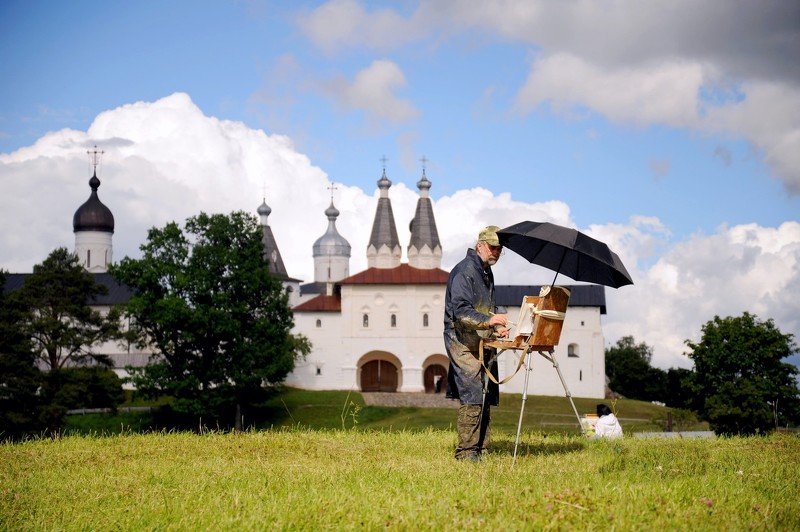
497;221;634;288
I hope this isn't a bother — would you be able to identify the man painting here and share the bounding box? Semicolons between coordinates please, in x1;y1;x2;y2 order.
444;225;509;461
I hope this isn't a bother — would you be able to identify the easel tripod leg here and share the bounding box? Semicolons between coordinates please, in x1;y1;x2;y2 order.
513;350;533;464
543;350;584;434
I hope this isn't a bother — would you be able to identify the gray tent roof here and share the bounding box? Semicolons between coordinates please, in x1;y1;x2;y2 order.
261;225;301;282
368;170;400;251
408;196;441;251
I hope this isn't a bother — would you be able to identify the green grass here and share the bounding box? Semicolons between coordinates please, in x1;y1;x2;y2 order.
2;430;798;530
65;388;706;436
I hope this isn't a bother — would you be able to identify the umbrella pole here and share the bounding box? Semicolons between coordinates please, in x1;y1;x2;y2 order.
512;348;534;466
550;249;566;288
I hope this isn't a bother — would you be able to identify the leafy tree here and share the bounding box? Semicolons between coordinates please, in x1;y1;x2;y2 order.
14;248;121;371
0;271;44;439
9;249;122;432
605;336;667;402
41;367;125;412
686;313;799;435
664;367;694;410
111;211;311;428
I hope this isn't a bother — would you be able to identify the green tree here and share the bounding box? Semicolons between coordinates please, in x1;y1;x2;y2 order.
15;248;121;371
605;336;667;401
664;367;694;410
11;249;122;431
42;367;125;412
111;211;310;428
0;271;44;439
686;313;799;435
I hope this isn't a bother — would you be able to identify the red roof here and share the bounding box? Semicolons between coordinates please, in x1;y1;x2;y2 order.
339;264;450;285
293;294;341;312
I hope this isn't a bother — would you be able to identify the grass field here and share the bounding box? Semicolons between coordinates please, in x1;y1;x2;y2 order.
64;388;707;435
2;429;798;530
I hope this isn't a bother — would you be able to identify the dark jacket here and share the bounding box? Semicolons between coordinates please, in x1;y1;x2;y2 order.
443;248;499;405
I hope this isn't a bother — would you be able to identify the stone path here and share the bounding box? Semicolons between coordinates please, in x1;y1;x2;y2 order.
361;392;459;409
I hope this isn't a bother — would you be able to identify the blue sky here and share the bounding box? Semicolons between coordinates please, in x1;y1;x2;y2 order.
2;0;799;369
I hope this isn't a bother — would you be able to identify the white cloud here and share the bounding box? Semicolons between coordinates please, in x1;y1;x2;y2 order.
513;52;800;192
0;93;332;279
296;0;429;53
2;94;798;371
702;80;800;193
514;53;705;128
325;60;419;124
601;220;800;369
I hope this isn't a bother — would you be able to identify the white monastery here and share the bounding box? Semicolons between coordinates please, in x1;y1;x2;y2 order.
8;164;609;399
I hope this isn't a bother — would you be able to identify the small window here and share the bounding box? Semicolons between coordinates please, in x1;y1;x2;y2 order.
580;321;585;326
316;319;322;328
316;367;322;376
87;250;91;268
579;370;583;381
423;313;429;327
390;314;397;328
568;343;579;358
363;314;369;327
104;250;108;266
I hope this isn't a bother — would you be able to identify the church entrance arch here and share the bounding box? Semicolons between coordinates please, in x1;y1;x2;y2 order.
358;351;402;392
422;354;449;394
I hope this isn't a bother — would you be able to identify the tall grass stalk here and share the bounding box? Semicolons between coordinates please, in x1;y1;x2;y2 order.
2;430;798;530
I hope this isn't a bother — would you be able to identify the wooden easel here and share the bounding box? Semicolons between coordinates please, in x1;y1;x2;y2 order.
478;286;584;463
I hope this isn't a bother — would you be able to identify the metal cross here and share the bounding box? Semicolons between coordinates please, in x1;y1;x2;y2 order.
327;182;338;202
87;145;104;173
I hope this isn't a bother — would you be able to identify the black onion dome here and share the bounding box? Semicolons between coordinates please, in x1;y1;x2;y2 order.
73;172;114;233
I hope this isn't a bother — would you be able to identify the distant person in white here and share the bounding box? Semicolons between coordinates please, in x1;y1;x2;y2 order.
594;403;623;438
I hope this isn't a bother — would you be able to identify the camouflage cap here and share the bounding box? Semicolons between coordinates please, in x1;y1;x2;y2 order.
478;225;501;246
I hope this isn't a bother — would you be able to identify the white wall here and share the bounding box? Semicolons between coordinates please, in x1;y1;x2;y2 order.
289;285;606;398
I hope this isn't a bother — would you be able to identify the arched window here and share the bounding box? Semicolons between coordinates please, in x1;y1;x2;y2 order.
390;314;397;328
568;343;579;358
87;250;91;268
423;313;429;327
316;367;322;376
363;314;369;327
315;319;322;328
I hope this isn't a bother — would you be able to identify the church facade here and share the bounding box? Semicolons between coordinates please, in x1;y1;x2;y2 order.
282;169;608;398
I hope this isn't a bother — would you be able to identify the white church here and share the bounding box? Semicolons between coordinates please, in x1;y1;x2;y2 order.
18;163;609;399
257;168;608;399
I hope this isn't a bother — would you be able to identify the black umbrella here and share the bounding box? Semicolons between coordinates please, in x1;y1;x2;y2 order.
497;221;634;288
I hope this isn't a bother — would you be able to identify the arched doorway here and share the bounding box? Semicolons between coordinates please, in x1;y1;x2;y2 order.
360;360;399;392
424;364;448;393
422;354;449;394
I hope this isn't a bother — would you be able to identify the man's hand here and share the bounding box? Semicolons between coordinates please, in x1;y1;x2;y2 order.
494;326;509;338
488;313;508;327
